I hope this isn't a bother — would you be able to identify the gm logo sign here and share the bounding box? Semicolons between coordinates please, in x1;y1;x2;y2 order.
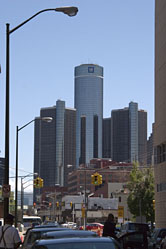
88;67;94;73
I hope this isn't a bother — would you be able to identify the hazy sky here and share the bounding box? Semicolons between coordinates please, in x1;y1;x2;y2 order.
0;0;155;190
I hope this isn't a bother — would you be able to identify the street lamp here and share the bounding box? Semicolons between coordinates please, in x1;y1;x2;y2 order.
20;172;38;224
15;117;52;227
4;6;78;219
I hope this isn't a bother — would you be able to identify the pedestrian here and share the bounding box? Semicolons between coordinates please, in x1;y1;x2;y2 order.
102;213;117;239
0;214;22;249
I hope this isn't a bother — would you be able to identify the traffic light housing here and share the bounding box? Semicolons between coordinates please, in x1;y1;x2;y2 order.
153;199;155;209
91;174;95;184
40;178;44;188
70;202;73;208
34;177;40;188
56;201;59;208
34;177;43;188
94;175;98;185
91;173;101;186
98;174;102;185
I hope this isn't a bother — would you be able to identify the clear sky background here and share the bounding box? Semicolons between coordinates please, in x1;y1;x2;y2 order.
0;0;155;190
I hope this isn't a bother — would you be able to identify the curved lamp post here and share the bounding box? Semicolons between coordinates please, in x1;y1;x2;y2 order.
4;6;78;220
15;117;52;227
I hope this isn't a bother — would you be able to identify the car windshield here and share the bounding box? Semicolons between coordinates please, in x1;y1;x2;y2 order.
34;242;117;249
128;224;149;232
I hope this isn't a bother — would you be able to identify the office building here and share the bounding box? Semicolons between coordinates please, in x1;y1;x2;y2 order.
74;64;103;166
111;102;147;164
154;1;166;227
34;100;76;194
102;118;111;158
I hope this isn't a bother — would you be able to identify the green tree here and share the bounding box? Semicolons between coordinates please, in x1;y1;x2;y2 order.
127;162;155;223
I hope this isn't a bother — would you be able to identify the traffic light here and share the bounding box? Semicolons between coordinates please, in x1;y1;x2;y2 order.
91;174;95;184
98;174;102;185
70;202;73;208
61;201;65;206
49;202;52;207
33;202;36;208
56;201;59;208
91;173;101;186
34;177;40;188
40;178;44;188
153;199;155;209
94;175;98;185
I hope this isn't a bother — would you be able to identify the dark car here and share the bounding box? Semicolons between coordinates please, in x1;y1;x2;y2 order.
118;222;150;237
118;231;148;249
149;228;166;249
22;227;70;249
32;237;121;249
41;230;99;239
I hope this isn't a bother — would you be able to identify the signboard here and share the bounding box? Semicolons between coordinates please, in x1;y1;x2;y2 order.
2;184;11;198
118;206;124;218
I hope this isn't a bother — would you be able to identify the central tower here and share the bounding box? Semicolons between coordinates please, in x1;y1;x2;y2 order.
74;64;103;166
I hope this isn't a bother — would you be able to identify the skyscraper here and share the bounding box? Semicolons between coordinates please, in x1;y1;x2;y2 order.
74;64;103;166
34;100;76;190
111;102;147;164
154;0;166;227
102;118;111;158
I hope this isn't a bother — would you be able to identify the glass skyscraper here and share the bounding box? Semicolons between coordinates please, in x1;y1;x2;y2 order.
33;100;76;201
74;64;103;166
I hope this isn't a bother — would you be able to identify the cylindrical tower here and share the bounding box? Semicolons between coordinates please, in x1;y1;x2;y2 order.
74;64;103;167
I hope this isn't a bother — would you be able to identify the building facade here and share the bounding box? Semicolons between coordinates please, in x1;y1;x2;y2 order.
154;1;166;227
34;100;76;201
74;64;103;167
102;118;111;158
111;102;147;164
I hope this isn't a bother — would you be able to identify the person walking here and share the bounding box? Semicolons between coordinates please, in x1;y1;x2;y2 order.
102;213;117;238
0;214;22;249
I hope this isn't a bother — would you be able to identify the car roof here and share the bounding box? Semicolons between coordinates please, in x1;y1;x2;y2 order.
29;227;70;232
36;237;114;245
42;230;98;238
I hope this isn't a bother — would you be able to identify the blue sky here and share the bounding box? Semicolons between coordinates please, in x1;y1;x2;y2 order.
0;0;155;188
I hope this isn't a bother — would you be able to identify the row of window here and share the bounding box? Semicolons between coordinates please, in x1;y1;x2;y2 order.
157;182;166;192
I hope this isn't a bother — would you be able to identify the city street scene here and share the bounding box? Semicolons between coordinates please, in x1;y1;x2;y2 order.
0;0;166;248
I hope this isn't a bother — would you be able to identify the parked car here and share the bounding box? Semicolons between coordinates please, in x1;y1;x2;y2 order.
31;237;121;249
118;222;150;237
118;231;148;249
41;230;99;239
148;228;166;249
160;234;166;249
79;222;104;236
22;227;70;249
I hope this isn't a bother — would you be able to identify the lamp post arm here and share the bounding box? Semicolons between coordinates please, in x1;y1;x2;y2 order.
18;119;35;132
9;9;57;35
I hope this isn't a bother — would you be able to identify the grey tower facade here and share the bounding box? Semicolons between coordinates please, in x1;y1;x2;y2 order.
111;102;147;164
74;64;103;166
102;118;111;158
154;1;166;227
34;100;76;190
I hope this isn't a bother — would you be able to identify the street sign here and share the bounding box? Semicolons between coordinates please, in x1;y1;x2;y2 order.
2;184;11;198
118;206;124;218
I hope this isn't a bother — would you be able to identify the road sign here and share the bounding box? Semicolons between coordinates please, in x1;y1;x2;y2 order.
2;184;11;198
118;206;124;218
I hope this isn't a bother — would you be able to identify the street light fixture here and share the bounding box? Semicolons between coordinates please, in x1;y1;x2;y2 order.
20;172;38;224
4;5;78;219
15;117;52;227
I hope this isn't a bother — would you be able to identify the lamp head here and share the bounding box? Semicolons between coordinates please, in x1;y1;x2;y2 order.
55;6;78;17
41;117;53;123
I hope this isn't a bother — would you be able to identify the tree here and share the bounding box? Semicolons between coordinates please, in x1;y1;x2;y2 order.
127;162;155;223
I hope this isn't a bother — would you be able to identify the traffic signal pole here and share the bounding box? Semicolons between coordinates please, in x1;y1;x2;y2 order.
84;170;87;230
